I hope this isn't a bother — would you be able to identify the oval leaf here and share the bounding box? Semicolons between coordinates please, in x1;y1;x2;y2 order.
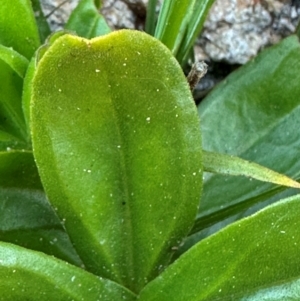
0;242;136;300
139;194;300;300
31;30;202;292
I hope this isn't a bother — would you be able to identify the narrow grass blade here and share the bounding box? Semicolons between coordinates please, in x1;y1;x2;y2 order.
203;150;300;188
145;0;158;35
154;0;193;55
176;0;215;63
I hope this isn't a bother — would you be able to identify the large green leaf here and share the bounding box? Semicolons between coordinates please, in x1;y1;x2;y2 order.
197;35;300;227
0;151;82;266
139;194;300;300
0;0;40;59
31;30;202;292
65;0;111;39
0;242;136;300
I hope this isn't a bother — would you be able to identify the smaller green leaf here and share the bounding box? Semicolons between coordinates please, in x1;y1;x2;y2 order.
0;0;40;59
65;0;111;39
0;60;28;147
191;184;285;235
0;45;29;78
139;194;300;301
203;150;300;188
0;242;136;301
22;57;36;138
0;151;82;266
178;185;298;263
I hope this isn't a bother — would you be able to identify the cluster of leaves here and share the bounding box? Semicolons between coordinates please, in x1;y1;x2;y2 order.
1;0;300;300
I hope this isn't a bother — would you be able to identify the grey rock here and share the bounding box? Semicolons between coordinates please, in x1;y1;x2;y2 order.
199;0;300;64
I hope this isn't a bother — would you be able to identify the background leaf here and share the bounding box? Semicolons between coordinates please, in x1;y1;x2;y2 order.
0;60;28;150
31;30;202;293
0;242;136;300
0;0;40;59
194;35;300;235
30;0;51;43
0;151;82;266
65;0;111;39
139;194;300;301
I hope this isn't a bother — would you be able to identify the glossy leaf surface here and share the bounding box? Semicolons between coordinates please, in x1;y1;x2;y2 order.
31;30;202;292
197;35;300;226
0;242;136;300
0;151;82;266
65;0;111;38
0;0;40;59
139;194;300;300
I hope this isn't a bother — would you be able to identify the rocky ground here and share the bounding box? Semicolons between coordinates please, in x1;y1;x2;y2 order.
39;0;300;99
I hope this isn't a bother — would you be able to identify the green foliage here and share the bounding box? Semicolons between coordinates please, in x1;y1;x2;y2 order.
139;194;300;300
0;242;135;301
31;31;202;293
0;0;300;300
65;0;111;38
150;0;215;64
203;150;300;188
195;35;300;236
0;0;40;59
30;0;51;43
